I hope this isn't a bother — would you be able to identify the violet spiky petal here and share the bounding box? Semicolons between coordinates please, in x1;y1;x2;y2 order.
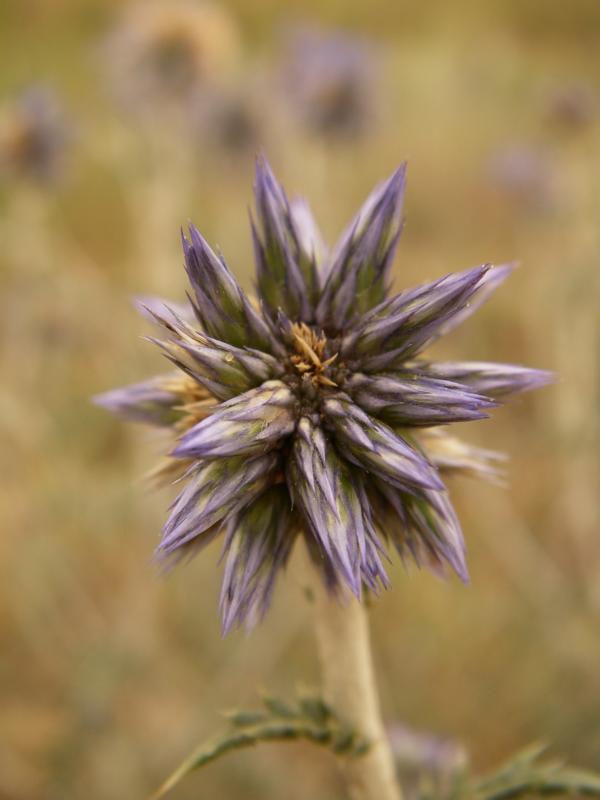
182;224;279;353
289;197;327;272
431;262;515;341
322;394;444;492
316;163;406;329
219;485;295;634
371;477;468;583
148;312;283;401
92;375;185;427
253;157;320;320
416;361;554;399
344;371;497;426
159;453;279;555
342;264;493;370
133;295;195;326
288;415;388;596
172;380;296;459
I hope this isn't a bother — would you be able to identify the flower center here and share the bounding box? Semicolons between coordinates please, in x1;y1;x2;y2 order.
288;322;338;388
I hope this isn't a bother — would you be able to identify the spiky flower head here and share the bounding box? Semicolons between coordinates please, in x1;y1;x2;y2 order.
103;0;239;113
281;26;377;138
0;85;69;183
95;158;551;633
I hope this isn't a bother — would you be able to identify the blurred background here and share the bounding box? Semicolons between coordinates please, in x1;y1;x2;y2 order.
1;0;599;798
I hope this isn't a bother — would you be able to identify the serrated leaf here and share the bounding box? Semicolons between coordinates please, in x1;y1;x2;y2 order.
262;694;298;719
149;692;370;799
225;709;269;727
473;745;600;800
299;695;332;725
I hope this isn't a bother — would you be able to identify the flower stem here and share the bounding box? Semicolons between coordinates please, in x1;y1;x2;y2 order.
309;572;402;800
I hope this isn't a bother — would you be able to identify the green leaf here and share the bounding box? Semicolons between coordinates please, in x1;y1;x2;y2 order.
473;744;600;800
299;695;332;725
149;692;370;799
262;694;297;719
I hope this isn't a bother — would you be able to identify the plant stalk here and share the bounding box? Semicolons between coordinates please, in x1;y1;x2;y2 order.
309;572;402;800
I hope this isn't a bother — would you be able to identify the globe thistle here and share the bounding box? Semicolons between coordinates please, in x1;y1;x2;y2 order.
102;0;239;114
95;158;551;633
190;82;264;156
545;81;596;130
487;144;555;211
281;26;377;138
0;85;70;183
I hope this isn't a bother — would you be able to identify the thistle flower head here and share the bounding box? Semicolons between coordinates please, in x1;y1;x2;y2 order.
487;144;554;211
95;158;552;633
103;0;239;112
281;26;377;138
0;86;69;183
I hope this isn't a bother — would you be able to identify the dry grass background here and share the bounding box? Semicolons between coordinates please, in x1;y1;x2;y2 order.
1;1;599;798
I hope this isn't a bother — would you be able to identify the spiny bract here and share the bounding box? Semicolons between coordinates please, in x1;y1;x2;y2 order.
95;158;551;633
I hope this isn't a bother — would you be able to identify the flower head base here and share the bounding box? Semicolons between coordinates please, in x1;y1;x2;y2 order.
95;158;552;633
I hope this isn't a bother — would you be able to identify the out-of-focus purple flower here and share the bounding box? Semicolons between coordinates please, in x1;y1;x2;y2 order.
546;82;597;130
387;722;467;800
96;157;551;633
0;86;70;183
486;145;554;210
191;83;264;155
280;26;378;139
102;0;239;115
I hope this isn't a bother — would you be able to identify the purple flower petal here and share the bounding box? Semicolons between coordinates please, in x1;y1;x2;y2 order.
342;263;501;369
93;374;183;427
253;157;320;320
322;393;444;492
158;452;279;556
344;371;497;426
316;164;406;329
219;485;295;634
288;415;389;596
172;380;296;459
371;477;468;583
416;361;554;399
182;223;281;354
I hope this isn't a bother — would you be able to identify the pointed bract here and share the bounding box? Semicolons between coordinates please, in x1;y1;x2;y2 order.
159;453;279;555
419;428;507;485
416;361;554;399
322;393;444;492
182;224;279;353
289;197;327;273
219;485;295;633
433;262;515;340
148;312;283;401
316;164;406;329
253;158;319;320
172;380;297;459
341;264;494;370
288;415;388;595
371;477;468;583
93;375;187;427
133;295;194;326
344;371;496;426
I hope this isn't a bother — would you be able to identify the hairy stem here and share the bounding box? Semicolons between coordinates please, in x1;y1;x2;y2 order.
309;572;402;800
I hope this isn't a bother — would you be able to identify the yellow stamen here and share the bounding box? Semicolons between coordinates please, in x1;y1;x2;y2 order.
289;322;339;388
